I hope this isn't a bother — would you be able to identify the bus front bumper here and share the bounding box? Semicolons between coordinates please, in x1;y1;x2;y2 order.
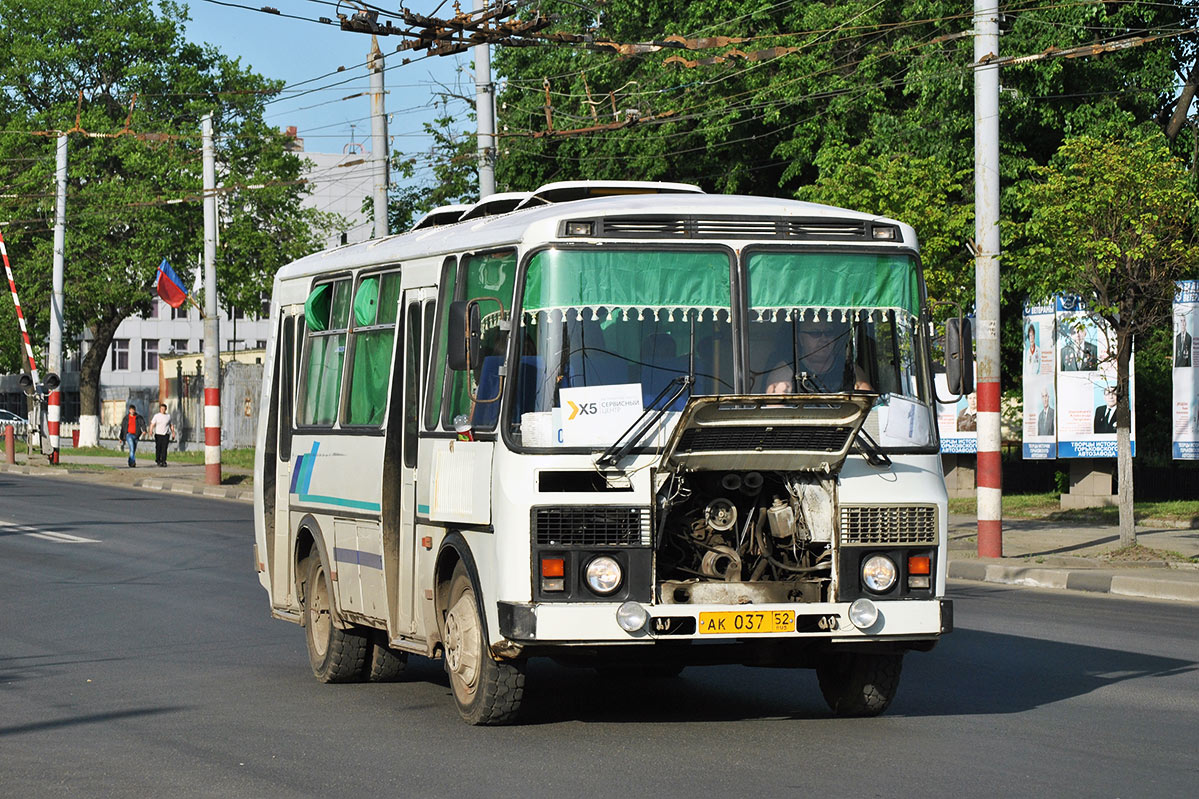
497;598;952;645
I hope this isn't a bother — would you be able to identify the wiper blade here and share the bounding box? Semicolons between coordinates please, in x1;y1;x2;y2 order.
596;376;691;469
854;427;891;468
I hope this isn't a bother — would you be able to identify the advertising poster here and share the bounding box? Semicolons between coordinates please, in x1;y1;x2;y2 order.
935;327;977;453
1055;296;1135;458
1022;301;1057;459
1173;280;1199;459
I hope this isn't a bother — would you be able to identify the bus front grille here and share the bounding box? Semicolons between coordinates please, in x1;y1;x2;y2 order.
534;507;651;547
839;505;938;546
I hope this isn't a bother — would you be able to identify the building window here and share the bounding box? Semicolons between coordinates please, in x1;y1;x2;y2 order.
232;306;246;320
149;300;160;319
172;304;188;320
170;338;189;354
111;339;129;371
142;339;159;371
261;296;271;318
255;339;267;350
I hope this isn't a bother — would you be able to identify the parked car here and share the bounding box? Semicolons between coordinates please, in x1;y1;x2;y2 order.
0;409;29;432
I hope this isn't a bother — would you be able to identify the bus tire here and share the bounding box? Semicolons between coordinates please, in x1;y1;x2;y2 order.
440;563;525;725
301;555;369;683
365;636;408;682
816;651;903;717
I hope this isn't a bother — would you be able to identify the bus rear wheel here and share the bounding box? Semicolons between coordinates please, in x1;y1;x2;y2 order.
816;651;903;717
302;555;369;683
440;563;524;725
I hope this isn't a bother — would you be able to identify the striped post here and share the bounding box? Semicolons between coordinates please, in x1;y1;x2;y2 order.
47;388;60;463
1;230;41;385
205;387;220;485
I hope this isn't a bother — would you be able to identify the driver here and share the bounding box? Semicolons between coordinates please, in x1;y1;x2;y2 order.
763;319;872;393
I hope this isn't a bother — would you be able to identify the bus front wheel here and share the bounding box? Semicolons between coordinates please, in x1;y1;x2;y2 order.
816;651;903;717
301;555;369;683
440;563;525;725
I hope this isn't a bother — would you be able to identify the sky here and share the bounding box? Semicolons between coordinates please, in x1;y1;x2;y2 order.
183;0;472;178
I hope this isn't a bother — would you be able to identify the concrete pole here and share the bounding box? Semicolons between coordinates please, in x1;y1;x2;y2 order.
974;1;1003;557
369;36;390;238
202;112;221;485
474;0;496;198
48;133;67;463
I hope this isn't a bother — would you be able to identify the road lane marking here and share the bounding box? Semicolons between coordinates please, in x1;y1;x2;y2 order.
0;522;101;543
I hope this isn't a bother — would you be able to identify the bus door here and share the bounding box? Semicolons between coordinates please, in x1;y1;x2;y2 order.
399;288;436;636
272;311;299;607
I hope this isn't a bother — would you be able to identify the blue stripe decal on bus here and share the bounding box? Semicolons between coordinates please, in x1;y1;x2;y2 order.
333;547;384;570
291;441;382;513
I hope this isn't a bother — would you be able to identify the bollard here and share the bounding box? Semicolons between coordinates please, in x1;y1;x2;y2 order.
4;424;14;464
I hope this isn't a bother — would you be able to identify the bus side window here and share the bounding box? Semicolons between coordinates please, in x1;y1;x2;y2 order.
297;278;352;426
344;271;401;426
279;315;295;461
425;256;458;430
441;250;517;432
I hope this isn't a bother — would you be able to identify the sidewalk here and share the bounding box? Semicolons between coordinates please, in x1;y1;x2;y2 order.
1;450;253;501
947;514;1199;603
3;451;1197;603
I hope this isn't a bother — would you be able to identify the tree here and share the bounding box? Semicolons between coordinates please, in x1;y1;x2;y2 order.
1011;133;1199;545
0;0;335;443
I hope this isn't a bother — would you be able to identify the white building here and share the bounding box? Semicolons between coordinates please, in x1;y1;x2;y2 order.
286;126;376;248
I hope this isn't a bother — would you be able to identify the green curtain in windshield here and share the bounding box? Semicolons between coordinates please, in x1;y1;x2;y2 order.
523;250;731;320
747;252;919;320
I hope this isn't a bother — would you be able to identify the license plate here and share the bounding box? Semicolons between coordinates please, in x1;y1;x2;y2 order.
698;610;795;634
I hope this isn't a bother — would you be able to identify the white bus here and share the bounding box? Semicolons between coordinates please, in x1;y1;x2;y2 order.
254;181;961;725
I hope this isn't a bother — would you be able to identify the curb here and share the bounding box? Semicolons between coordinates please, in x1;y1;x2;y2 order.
135;478;253;503
949;560;1199;603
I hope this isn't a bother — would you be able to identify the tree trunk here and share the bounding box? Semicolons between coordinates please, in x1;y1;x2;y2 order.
1114;321;1135;547
77;313;123;447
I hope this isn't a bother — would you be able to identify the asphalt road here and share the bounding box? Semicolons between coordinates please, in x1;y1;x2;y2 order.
3;474;1197;798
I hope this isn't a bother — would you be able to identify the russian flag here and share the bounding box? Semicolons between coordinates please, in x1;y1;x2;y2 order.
154;258;189;309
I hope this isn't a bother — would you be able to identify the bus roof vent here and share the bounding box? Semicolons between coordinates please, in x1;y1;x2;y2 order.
458;192;531;221
410;204;470;231
589;215;874;240
517;180;704;209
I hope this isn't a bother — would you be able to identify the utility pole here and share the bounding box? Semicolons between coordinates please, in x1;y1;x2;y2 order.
202;112;221;486
974;1;1002;557
369;36;390;238
474;0;496;197
48;133;67;464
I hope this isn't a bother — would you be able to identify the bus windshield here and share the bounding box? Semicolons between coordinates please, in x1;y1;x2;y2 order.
510;248;734;447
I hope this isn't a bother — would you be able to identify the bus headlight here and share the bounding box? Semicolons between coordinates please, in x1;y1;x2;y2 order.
584;555;622;595
861;554;897;593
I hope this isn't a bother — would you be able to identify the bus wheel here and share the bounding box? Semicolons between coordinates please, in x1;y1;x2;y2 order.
301;555;368;683
816;651;903;717
440;563;525;725
365;635;408;682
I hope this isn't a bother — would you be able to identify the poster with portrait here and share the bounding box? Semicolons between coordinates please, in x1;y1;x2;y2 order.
1022;301;1057;459
1173;280;1199;459
1055;296;1135;458
935;325;977;453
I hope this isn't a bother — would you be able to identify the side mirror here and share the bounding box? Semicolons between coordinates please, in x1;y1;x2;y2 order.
945;317;975;396
447;300;481;372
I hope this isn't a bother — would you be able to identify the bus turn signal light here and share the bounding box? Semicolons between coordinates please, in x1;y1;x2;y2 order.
541;556;565;592
908;555;931;575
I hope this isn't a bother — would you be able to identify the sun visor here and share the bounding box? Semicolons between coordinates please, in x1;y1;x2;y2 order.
658;394;875;474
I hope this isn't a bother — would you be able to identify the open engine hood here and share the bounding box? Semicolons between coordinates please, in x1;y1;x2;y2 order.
657;394;875;474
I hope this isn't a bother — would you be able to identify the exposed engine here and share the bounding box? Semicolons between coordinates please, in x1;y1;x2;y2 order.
655;470;837;604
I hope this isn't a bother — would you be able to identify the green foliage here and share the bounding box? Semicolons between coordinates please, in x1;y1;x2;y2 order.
1010;133;1199;331
0;0;336;383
